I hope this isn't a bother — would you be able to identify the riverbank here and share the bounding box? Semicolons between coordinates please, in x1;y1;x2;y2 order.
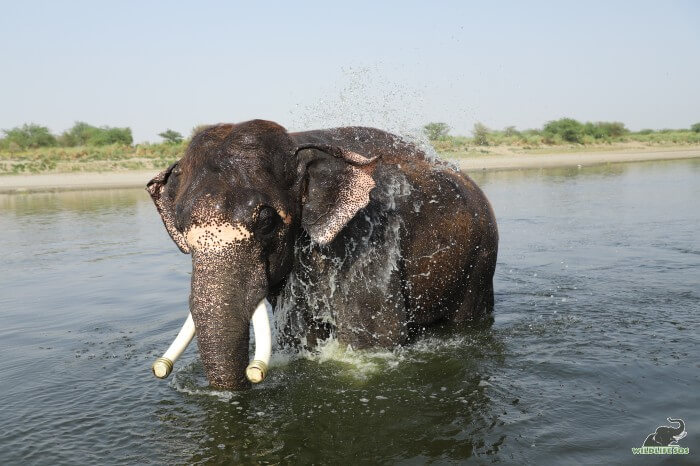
1;147;698;193
456;146;700;171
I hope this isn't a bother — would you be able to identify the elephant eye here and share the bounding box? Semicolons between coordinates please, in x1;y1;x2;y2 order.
255;206;280;236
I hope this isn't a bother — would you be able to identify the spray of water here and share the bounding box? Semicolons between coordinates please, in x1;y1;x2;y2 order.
264;66;477;374
288;65;443;162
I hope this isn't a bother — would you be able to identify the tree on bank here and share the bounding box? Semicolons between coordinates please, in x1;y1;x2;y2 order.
59;122;94;146
60;122;133;146
503;126;520;137
472;122;491;146
2;124;57;149
543;118;629;143
423;122;450;141
158;129;184;144
543;118;585;143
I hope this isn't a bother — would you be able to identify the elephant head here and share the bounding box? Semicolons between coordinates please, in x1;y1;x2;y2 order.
147;120;377;389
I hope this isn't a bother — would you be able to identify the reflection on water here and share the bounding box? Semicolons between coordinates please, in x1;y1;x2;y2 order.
0;189;143;215
0;159;698;464
468;160;628;185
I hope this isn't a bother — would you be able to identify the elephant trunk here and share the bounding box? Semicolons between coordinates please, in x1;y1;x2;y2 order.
193;303;251;390
668;418;686;438
151;303;272;382
188;250;269;390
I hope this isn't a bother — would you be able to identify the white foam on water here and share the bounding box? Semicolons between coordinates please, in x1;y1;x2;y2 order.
299;338;398;380
294;330;482;382
167;331;480;398
169;361;239;402
408;333;477;354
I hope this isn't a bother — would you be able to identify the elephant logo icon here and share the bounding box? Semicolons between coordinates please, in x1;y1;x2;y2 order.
643;418;687;447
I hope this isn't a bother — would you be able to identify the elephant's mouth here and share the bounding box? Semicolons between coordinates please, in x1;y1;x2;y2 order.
152;298;272;385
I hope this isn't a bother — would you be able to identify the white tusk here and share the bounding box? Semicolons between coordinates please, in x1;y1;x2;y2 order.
245;299;272;383
152;313;195;379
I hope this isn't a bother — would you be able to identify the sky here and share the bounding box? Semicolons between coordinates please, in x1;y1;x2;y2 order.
1;1;698;143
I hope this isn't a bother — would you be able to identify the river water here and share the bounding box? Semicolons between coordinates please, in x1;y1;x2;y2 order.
0;160;698;465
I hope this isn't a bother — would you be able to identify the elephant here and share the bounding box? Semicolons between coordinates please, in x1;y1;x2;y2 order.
643;418;687;446
147;119;498;390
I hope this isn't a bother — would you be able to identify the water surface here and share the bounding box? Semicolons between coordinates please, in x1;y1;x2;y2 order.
0;160;698;464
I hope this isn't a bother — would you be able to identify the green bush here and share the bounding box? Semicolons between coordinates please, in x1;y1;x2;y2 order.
691;123;700;133
503;126;520;137
91;127;132;145
2;124;57;148
582;121;628;140
472;122;490;146
543;118;585;143
423;122;450;141
59;122;94;146
59;122;133;146
158;129;184;144
598;121;628;138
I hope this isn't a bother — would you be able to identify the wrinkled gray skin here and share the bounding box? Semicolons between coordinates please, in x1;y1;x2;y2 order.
147;120;498;390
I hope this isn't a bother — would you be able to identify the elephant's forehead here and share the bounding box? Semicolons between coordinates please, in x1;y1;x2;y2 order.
185;222;251;252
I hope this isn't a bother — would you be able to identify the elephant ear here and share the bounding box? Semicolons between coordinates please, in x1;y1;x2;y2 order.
295;143;378;245
146;162;190;254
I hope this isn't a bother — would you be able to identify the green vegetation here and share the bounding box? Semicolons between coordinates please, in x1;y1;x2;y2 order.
431;118;700;158
59;122;133;146
0;143;185;175
472;122;491;146
541;119;628;143
423;122;450;140
0;122;184;174
2;124;57;149
1;122;132;150
159;129;184;144
1;119;699;175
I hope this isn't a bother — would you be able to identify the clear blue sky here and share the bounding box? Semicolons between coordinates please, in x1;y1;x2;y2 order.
1;1;698;142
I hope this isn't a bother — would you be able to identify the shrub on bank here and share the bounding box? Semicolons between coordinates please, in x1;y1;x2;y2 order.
59;122;133;146
423;122;451;141
1;124;57;149
0;122;133;149
543;118;585;143
425;119;700;154
472;122;491;146
159;129;184;144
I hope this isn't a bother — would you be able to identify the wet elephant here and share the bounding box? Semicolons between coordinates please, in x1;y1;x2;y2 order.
147;120;498;390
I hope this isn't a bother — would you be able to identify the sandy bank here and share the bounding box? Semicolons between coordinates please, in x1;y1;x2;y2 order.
0;170;156;194
1;148;698;194
457;147;700;171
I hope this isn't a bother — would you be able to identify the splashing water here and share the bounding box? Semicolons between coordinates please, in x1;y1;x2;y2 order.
288;65;443;162
271;165;414;362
